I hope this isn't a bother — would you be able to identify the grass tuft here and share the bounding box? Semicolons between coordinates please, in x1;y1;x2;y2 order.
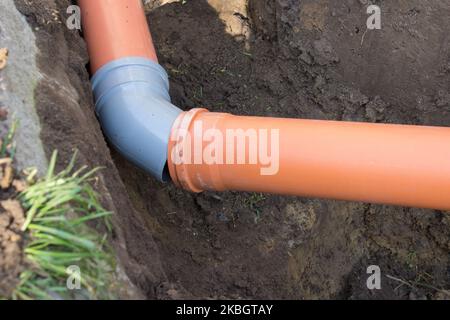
245;192;267;223
12;150;115;300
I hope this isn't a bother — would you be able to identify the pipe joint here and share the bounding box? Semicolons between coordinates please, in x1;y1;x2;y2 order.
92;57;182;181
168;108;228;193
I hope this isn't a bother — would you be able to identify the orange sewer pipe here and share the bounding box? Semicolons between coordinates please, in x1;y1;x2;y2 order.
79;0;158;72
168;109;450;210
80;0;450;210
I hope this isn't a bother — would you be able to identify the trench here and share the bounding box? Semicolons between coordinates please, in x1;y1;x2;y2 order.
9;0;450;299
111;0;449;299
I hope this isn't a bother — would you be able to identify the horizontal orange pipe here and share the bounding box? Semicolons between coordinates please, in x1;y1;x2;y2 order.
168;109;450;210
79;0;158;73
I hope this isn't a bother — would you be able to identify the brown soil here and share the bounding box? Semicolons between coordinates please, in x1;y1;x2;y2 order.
9;0;450;299
0;195;25;297
0;76;26;297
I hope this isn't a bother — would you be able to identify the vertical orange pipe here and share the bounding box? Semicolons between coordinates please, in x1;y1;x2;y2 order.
79;0;158;73
168;109;450;210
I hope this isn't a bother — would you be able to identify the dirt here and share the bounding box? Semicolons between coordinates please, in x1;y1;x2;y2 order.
0;40;26;298
7;0;450;299
0;173;25;298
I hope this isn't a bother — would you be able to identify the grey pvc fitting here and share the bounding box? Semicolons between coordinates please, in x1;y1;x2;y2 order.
91;57;182;182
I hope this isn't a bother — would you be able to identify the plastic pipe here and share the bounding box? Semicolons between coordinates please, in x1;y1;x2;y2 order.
79;0;158;72
80;0;450;210
168;109;450;210
79;0;181;181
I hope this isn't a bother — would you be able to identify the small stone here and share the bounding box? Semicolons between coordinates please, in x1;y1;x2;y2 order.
0;214;11;228
12;179;26;192
0;48;8;70
0;163;13;189
1;200;25;226
216;212;229;222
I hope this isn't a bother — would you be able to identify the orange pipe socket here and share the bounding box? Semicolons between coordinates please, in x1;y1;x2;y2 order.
168;109;450;210
79;0;158;73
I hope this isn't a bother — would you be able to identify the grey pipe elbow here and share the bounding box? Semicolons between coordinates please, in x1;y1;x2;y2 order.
91;57;182;182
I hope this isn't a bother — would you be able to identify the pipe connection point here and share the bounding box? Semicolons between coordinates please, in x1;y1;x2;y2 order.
168;108;210;193
92;57;182;182
168;108;231;193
